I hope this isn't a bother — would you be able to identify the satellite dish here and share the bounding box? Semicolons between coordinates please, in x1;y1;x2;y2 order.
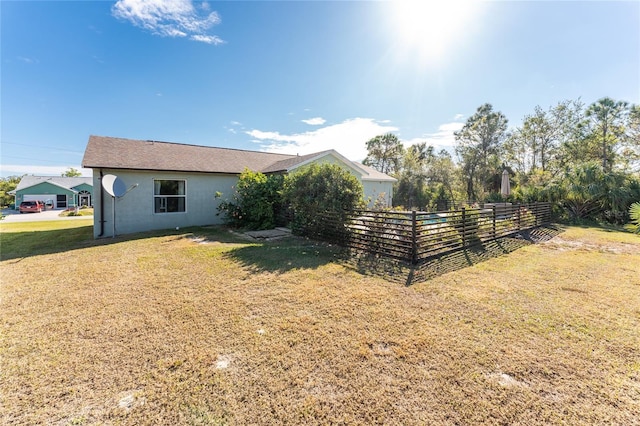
102;174;127;197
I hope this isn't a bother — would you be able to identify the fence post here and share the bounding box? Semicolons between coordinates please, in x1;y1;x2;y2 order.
546;202;551;224
411;210;417;264
492;205;496;239
516;204;521;231
461;207;466;246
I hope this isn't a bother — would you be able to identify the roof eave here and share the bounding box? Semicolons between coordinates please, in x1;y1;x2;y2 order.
82;165;244;176
14;179;81;193
362;177;397;182
286;150;369;175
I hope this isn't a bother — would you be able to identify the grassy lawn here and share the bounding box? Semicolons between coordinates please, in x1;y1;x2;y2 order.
59;208;94;217
0;219;94;259
1;221;639;425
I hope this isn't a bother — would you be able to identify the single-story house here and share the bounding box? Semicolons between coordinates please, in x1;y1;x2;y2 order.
9;176;93;209
82;135;396;238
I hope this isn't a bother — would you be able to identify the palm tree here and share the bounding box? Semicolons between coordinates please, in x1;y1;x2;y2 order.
625;202;640;234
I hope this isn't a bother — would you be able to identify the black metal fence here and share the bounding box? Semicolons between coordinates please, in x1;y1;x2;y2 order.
298;202;552;264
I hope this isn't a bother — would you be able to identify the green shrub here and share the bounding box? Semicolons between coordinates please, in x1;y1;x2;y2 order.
557;163;640;224
216;169;284;230
283;163;364;240
624;202;640;234
484;192;505;203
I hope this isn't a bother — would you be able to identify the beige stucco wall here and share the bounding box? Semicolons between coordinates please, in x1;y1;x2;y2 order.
93;169;238;238
362;180;393;208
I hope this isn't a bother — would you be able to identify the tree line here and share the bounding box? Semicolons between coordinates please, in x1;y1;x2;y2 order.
363;97;640;223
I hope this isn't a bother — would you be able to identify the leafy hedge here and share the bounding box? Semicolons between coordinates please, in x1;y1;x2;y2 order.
216;169;284;230
216;164;365;234
283;163;365;238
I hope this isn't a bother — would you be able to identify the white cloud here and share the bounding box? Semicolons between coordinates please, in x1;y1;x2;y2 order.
112;0;224;44
301;117;326;126
401;121;464;153
190;34;224;45
247;118;398;161
0;165;92;177
454;113;465;120
437;121;465;134
18;56;38;64
225;121;243;134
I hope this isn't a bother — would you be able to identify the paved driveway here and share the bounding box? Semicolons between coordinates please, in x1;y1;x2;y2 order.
1;208;93;223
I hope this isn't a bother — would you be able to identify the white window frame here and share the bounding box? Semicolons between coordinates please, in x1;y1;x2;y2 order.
78;190;92;207
153;179;187;214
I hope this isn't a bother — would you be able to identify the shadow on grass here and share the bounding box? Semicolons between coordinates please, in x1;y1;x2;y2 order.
0;225;96;262
0;224;251;262
340;224;565;286
223;237;344;273
0;220;339;274
1;222;564;282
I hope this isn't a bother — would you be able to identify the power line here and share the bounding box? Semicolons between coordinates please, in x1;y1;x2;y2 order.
0;154;83;164
0;141;85;154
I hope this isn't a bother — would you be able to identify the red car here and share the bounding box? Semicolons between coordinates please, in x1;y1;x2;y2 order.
19;201;44;213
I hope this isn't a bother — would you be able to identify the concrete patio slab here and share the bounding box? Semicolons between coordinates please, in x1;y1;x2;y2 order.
244;228;292;240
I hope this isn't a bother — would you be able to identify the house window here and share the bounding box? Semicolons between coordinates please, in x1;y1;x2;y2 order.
154;180;186;213
57;194;67;208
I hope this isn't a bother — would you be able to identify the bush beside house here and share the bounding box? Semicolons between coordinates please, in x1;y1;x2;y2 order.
217;163;365;238
283;163;365;239
217;169;284;230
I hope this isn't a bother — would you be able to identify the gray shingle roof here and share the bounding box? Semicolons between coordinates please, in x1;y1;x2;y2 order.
14;175;93;192
82;135;395;182
352;162;396;181
82;135;297;174
260;150;334;173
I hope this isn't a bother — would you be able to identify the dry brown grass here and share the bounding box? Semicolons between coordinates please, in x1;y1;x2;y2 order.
1;223;639;425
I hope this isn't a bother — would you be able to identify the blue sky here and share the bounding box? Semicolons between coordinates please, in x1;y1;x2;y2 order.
1;0;638;177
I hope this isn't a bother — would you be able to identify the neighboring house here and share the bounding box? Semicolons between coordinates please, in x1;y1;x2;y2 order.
9;176;93;209
82;135;396;238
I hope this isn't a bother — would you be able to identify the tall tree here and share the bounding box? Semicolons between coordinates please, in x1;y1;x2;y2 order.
584;97;629;172
551;99;585;173
627;104;640;144
454;103;508;200
505;100;582;177
0;176;21;207
393;142;433;209
504;127;527;176
62;167;82;177
363;133;405;175
622;104;640;172
426;149;460;204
